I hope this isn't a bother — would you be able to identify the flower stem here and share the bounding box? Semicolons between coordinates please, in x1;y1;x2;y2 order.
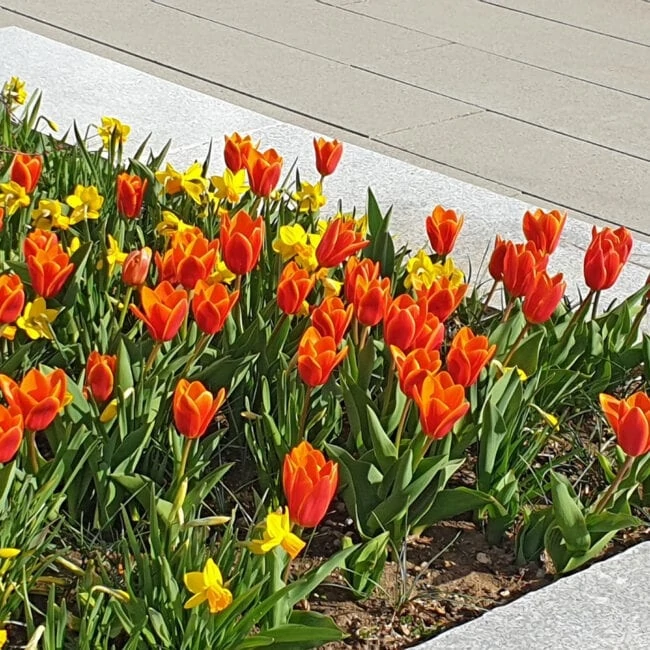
144;341;162;375
591;290;601;320
594;455;635;514
624;299;649;348
178;436;194;483
358;325;370;350
394;400;412;453
501;296;515;323
380;360;396;422
27;429;39;474
298;386;313;443
116;285;134;332
478;279;498;321
181;333;212;376
414;435;435;467
559;289;594;346
502;322;531;368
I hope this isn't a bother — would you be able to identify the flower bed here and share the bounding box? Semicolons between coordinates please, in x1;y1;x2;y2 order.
0;77;649;649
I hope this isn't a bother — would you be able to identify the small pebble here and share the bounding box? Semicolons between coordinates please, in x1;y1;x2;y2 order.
345;517;354;526
476;552;491;564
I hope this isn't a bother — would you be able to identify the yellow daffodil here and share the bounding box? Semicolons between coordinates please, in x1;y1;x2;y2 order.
531;404;560;431
67;237;81;256
32;199;69;230
0;325;16;341
211;169;249;203
492;359;528;382
249;508;305;559
404;251;464;291
2;76;27;106
273;224;309;260
155;163;184;195
96;116;131;148
0;628;6;649
155;210;200;238
183;558;233;614
99;387;134;423
0;548;20;559
292;181;326;213
16;298;60;340
66;185;104;223
211;256;237;285
316;269;342;298
98;235;127;276
0;181;30;215
155;162;208;204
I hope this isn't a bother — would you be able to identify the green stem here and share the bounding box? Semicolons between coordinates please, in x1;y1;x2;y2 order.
181;333;212;376
381;360;396;421
116;285;134;332
144;341;162;375
178;436;194;483
560;289;594;346
624;299;649;348
594;455;635;514
414;435;435;467
394;400;412;453
591;290;601;320
502;323;531;368
27;429;39;474
501;296;515;323
478;279;498;321
358;325;370;350
298;387;313;443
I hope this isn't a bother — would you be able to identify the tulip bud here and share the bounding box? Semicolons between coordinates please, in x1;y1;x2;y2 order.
85;351;117;403
599;392;650;457
122;247;152;286
173;379;226;439
313;137;343;177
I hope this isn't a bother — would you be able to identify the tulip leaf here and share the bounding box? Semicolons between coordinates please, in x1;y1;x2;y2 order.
478;400;508;491
366;406;397;474
415;486;500;529
550;472;590;553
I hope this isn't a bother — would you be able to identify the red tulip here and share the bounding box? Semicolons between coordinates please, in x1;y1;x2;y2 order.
316;218;369;269
344;257;380;304
311;297;353;345
220;211;264;275
384;294;427;352
122;247;152;287
11;154;42;193
155;231;219;290
277;262;315;315
283;441;338;528
130;281;189;342
426;205;464;256
584;226;633;291
245;147;283;197
501;241;548;298
0;404;23;463
416;277;467;322
85;351;117;403
414;371;469;440
173;379;226;439
599;392;650;457
298;326;348;387
446;327;496;387
488;235;508;282
522;208;566;255
353;276;391;327
523;271;566;324
391;346;441;401
116;173;148;219
313;137;343;177
192;279;239;335
0;274;25;324
23;230;75;299
224;133;253;172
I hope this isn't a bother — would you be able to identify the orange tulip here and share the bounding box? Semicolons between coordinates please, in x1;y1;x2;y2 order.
488;235;508;282
446;327;496;387
384;294;428;352
0;274;25;324
116;172;148;219
414;371;469;440
277;261;315;315
413;311;445;351
599;392;650;457
192;279;239;335
24;230;75;299
130;281;189;342
0;368;69;431
245;147;283;197
298;326;348;387
122;247;152;287
10;153;42;193
584;226;633;291
523;271;566;324
313;137;343;177
311;296;353;345
344;257;380;304
522;208;566;255
316;218;369;269
391;346;441;401
501;241;548;299
283;441;339;528
0;404;23;463
416;277;467;322
173;378;226;439
155;231;219;290
0;206;4;232
220;211;264;275
224;132;253;172
425;205;464;256
85;351;117;403
353;276;391;327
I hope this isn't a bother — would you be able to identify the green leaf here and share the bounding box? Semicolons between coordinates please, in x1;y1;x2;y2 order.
366;407;397;474
550;472;590;553
416;486;500;528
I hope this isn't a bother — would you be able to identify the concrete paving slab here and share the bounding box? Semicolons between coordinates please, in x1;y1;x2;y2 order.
485;0;650;46
381;111;650;237
157;0;449;67
331;0;650;98
364;43;650;159
416;541;650;650
0;0;476;137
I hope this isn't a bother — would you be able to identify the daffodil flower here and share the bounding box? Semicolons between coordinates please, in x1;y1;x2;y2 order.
0;548;20;559
404;251;464;291
2;76;27;105
155;210;199;238
0;628;7;649
156;163;208;204
0;181;30;215
16;298;60;340
184;558;233;614
66;185;104;223
98;235;127;276
211;169;249;203
492;359;528;382
211;256;237;285
99;387;134;423
249;508;305;559
67;237;81;256
273;224;309;260
96;116;131;148
292;181;326;213
32;199;69;230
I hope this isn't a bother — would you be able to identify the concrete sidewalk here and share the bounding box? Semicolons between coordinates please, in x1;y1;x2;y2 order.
0;0;648;239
